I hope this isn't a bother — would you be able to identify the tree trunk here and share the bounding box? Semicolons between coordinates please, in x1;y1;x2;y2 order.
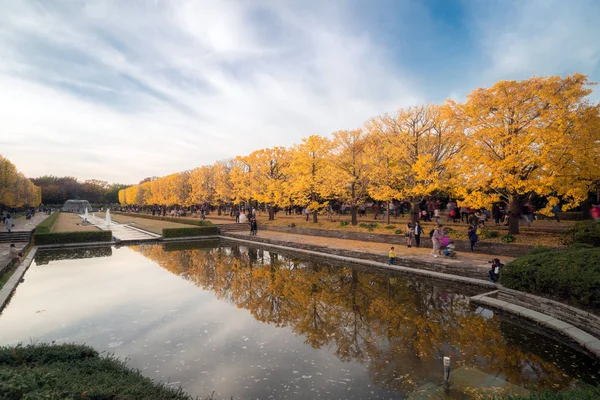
217;204;222;216
387;201;391;225
411;201;420;226
351;205;357;225
268;204;275;221
508;194;521;234
311;192;318;223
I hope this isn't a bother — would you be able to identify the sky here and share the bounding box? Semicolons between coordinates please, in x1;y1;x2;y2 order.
1;0;599;184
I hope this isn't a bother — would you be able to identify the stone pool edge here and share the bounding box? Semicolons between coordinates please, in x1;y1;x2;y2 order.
471;291;600;359
0;246;38;312
222;235;496;288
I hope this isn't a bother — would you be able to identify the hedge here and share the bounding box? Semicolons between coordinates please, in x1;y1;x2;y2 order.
34;231;113;245
499;385;600;399
162;226;219;238
114;211;214;227
34;211;60;234
0;343;195;399
563;220;600;247
499;246;600;312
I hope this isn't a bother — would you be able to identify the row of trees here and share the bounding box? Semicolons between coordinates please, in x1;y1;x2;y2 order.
32;176;129;205
0;155;41;209
119;74;600;233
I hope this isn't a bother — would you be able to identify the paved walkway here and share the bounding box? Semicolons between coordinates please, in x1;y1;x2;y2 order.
6;213;49;233
84;215;159;241
225;230;514;280
242;229;512;264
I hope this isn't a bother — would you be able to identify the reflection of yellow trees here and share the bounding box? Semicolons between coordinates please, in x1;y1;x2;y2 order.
131;244;574;392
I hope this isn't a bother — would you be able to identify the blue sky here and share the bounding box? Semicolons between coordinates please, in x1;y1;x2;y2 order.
1;0;599;183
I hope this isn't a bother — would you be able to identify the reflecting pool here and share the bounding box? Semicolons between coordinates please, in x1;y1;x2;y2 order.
0;241;598;399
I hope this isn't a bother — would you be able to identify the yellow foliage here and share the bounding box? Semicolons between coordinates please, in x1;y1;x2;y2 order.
448;73;597;223
0;154;41;207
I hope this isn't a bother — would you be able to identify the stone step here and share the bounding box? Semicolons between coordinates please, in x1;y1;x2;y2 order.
0;234;32;243
217;224;249;232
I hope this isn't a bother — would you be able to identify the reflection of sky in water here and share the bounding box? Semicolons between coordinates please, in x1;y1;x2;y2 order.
0;244;599;399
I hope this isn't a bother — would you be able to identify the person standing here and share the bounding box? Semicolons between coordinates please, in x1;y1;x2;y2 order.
414;221;423;248
467;225;478;252
405;222;414;248
430;225;443;258
235;209;240;223
388;246;396;265
5;213;13;233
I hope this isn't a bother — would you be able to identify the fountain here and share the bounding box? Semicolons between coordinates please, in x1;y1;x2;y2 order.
106;208;111;228
63;199;92;214
84;207;89;220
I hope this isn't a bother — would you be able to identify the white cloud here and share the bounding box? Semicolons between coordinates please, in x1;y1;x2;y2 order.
474;0;600;84
0;0;420;183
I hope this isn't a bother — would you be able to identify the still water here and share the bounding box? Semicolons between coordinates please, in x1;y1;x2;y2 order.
0;241;598;399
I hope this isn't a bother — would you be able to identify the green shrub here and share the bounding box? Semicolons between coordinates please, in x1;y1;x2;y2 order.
499;247;600;311
359;222;378;231
479;229;500;239
34;231;112;245
501;234;516;243
162;226;219;238
394;229;403;235
113;212;214;227
384;225;396;230
0;343;194;399
339;221;349;227
34;212;60;234
500;384;600;399
563;220;600;247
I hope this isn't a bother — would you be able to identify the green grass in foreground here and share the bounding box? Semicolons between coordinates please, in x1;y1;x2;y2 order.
493;385;600;399
0;267;15;290
0;343;197;399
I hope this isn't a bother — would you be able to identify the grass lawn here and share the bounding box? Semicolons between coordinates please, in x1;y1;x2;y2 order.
98;212;191;234
0;343;197;399
0;267;15;290
52;212;100;233
258;215;567;248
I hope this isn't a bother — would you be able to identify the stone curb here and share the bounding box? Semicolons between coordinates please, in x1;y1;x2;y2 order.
471;294;600;359
0;246;38;313
222;235;496;288
221;232;490;280
162;236;220;242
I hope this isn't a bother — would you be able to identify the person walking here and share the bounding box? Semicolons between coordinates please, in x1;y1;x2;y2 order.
235;209;240;223
467;225;478;252
388;246;396;265
5;213;13;233
430;225;443;258
414;221;423;248
405;222;414;248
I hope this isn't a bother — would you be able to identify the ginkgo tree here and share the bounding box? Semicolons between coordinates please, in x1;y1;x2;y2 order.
0;155;41;208
366;104;461;225
188;165;216;209
330;129;371;225
286;135;336;223
246;147;291;220
448;73;596;234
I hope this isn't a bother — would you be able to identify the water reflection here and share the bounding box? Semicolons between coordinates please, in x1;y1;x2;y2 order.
35;246;112;265
0;243;598;400
131;242;600;396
